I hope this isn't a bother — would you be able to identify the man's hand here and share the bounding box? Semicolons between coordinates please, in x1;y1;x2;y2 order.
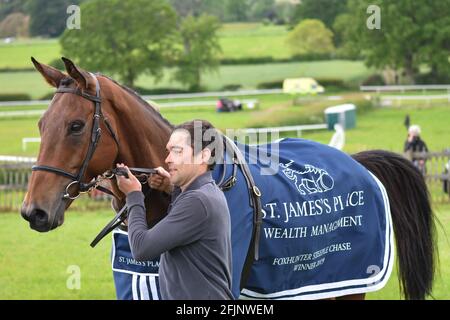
148;166;173;194
116;164;142;195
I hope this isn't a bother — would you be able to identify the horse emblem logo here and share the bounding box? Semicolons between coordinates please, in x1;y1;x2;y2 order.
280;160;334;195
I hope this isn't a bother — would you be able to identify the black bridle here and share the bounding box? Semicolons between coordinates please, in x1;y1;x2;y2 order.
32;73;120;200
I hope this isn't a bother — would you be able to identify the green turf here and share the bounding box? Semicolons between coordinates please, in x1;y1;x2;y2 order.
301;104;450;154
0;210;116;299
0;203;448;299
1;95;449;158
219;23;291;60
0;117;40;155
0;38;60;69
0;24;291;70
1;98;450;299
0;60;371;99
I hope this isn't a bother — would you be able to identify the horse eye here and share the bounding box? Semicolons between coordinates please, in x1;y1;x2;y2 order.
69;121;85;134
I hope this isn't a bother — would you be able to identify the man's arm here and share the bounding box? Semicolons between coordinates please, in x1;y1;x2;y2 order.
126;191;208;261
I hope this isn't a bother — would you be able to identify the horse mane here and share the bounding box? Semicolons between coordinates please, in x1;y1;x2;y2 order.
97;73;174;129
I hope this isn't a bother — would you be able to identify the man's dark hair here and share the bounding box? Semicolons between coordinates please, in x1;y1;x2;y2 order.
173;119;221;170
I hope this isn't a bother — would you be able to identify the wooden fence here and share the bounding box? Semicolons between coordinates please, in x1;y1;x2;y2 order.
1;151;449;211
406;150;450;203
0;162;111;212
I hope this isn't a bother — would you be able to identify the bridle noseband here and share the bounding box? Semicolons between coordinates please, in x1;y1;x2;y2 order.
32;73;120;199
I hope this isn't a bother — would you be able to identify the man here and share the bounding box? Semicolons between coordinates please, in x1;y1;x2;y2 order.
404;124;428;174
116;120;233;300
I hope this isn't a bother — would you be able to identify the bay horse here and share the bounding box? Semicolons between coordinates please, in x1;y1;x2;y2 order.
21;57;435;300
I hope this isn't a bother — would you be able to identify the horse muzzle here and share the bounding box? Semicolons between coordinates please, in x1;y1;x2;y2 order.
21;203;62;232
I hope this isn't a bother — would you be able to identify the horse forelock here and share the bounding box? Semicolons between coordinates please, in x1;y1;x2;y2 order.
59;77;74;87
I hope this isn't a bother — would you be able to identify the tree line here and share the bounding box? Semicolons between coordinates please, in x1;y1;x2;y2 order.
287;0;450;84
1;0;450;86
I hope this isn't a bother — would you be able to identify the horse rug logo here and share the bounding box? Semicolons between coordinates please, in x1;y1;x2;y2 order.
280;160;334;195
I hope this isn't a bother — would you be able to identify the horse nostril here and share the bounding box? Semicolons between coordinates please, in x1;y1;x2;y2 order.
34;209;48;222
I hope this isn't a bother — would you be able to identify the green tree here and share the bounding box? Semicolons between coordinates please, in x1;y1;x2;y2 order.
338;0;450;83
225;0;250;22
168;0;227;20
286;19;335;56
168;0;202;17
332;13;360;57
175;14;221;91
60;0;177;87
247;0;276;21
26;0;83;37
0;0;28;22
0;12;29;37
291;0;347;29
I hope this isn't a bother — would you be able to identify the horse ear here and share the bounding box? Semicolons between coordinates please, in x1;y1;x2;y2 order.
31;57;66;88
61;57;92;90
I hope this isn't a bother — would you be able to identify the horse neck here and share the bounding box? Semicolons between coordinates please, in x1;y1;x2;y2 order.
104;79;173;224
106;85;172;167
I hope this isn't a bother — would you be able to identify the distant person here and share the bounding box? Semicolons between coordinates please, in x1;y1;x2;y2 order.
404;124;428;174
329;123;345;150
216;98;242;112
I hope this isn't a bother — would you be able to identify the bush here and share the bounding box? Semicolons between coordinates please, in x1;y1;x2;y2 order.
0;13;29;38
291;53;332;61
415;72;450;85
0;93;31;101
315;78;346;87
221;84;242;91
221;56;275;65
257;80;284;89
0;68;34;72
220;54;334;65
315;78;353;91
39;92;55;100
354;99;374;115
361;74;385;86
133;87;191;95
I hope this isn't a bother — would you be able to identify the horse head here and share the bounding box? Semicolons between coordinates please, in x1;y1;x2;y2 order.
21;57;120;232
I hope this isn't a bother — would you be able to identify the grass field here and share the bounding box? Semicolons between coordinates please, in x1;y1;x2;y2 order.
0;204;448;299
0;60;371;99
1;95;449;157
0;38;59;69
0;24;292;70
0;210;116;299
302;104;450;154
218;23;291;60
1;99;450;299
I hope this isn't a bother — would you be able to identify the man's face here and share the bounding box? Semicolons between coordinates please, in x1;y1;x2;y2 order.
165;130;206;188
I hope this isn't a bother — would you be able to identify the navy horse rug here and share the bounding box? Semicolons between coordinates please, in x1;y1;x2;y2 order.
228;138;394;299
111;138;393;300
